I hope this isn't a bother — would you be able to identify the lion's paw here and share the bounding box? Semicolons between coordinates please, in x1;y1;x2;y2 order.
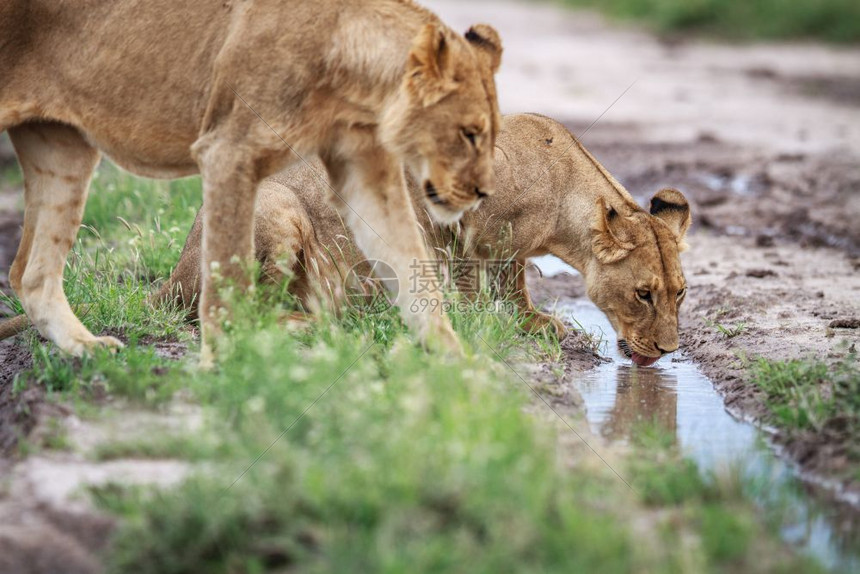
425;322;464;357
60;333;125;356
522;312;567;340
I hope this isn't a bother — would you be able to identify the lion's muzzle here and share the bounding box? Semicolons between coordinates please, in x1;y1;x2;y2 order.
424;180;447;205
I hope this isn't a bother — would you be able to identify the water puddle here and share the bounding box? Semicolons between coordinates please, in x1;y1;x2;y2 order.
561;299;860;572
530;254;579;278
696;171;766;197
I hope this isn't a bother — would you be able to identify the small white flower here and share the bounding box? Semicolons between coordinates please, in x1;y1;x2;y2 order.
246;396;265;413
289;365;310;381
312;345;337;362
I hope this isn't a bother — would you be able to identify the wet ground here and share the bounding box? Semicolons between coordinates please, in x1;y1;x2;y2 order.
426;0;860;503
557;297;859;571
430;0;860;506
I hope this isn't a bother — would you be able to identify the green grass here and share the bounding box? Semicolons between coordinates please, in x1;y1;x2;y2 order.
627;422;824;572
705;318;747;339
96;330;636;573
21;343;185;403
83;163;202;279
84;289;643;573
557;0;860;43
751;355;860;464
92;433;221;462
91;318;823;574
2;160;828;572
8;161;195;398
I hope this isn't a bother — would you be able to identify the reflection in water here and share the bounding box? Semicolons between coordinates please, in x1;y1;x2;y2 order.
560;299;860;572
603;366;677;443
569;300;760;472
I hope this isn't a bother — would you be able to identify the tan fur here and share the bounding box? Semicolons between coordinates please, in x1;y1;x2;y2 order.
0;314;30;341
0;0;502;357
150;114;690;358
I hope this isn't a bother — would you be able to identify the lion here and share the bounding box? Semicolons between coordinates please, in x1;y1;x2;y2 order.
151;114;690;366
0;115;690;365
0;0;502;358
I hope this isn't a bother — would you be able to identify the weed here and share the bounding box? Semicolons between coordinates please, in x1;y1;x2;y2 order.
40;417;73;451
92;434;219;462
18;342;182;404
751;355;860;465
705;318;747;339
569;316;607;355
97;319;639;574
626;421;824;572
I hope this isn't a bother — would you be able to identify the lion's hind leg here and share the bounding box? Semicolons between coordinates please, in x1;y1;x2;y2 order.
8;122;123;355
253;182;339;315
148;181;324;322
509;258;566;340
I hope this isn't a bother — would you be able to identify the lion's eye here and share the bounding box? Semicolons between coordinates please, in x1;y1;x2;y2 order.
636;289;652;302
461;127;477;146
677;288;687;299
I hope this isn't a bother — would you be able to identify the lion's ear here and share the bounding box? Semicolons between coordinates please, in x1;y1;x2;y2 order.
407;24;455;106
650;188;691;251
409;23;452;78
591;198;636;264
465;24;502;73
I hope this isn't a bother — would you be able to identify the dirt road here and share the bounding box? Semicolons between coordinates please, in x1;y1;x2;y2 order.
424;0;860;496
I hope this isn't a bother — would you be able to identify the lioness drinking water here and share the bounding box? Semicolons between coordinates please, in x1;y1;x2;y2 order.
155;114;691;365
0;115;689;365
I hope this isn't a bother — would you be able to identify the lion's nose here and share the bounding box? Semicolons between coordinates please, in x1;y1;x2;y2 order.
656;344;677;356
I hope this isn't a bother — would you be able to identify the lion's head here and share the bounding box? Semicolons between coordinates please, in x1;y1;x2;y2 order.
586;188;691;366
381;23;502;224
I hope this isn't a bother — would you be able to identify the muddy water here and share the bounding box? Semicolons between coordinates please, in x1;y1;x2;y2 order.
556;297;859;571
531;254;859;570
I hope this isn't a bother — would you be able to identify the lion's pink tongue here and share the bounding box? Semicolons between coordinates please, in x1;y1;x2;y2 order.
631;352;659;367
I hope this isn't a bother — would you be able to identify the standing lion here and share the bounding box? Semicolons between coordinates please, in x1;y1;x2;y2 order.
0;0;502;359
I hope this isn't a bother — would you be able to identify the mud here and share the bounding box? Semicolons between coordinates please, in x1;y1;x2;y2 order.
552;122;860;498
569;122;860;256
746;69;860;109
678;235;860;495
0;500;114;574
553;297;859;569
428;0;860;503
530;231;860;500
0;342;35;456
0;401;200;573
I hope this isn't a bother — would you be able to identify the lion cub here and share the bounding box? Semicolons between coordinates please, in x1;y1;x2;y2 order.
156;114;691;366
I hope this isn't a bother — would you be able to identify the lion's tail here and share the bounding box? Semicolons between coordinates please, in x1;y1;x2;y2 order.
0;314;30;341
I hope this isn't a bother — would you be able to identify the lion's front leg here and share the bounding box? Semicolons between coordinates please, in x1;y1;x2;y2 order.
324;150;461;354
191;137;264;363
510;259;567;340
